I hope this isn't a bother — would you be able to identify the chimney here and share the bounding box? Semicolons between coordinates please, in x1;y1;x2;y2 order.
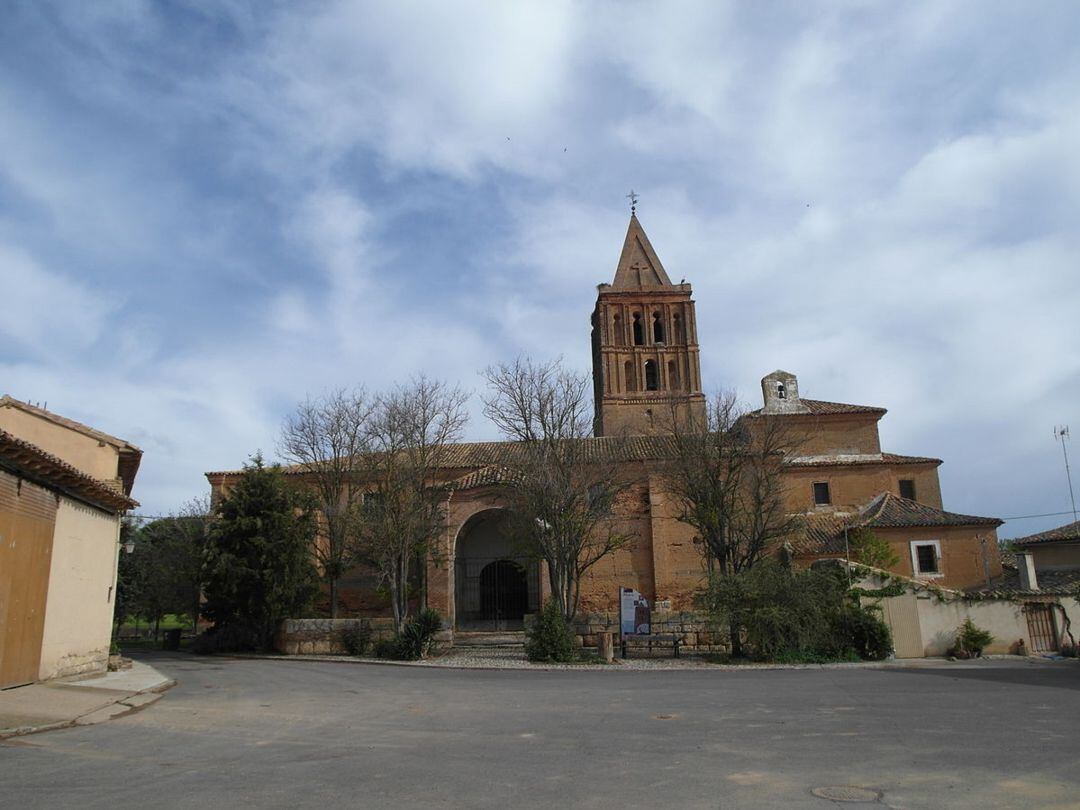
1015;552;1039;591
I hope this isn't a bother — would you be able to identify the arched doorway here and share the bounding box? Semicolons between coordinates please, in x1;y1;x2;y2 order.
455;509;539;631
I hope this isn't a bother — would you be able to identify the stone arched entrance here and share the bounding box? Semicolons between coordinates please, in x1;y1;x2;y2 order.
454;509;539;631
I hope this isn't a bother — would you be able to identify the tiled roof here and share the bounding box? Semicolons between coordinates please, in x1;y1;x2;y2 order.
750;398;887;418
0;395;142;495
784;452;942;468
1013;519;1080;546
208;435;686;477
801;399;887;416
449;465;519;491
793;493;1002;557
209;437;934;480
0;429;138;513
791;512;855;555
968;566;1080;597
858;492;1002;529
0;396;141;452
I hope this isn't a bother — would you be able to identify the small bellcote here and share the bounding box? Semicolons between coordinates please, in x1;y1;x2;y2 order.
609;214;673;289
761;370;810;414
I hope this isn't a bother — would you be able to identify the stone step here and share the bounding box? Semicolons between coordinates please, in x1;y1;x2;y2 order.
454;631;526;648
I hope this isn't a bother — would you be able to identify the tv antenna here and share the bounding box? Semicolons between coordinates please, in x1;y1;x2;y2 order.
1055;425;1077;524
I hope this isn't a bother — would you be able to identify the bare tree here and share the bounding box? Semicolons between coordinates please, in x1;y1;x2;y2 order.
664;391;802;655
483;356;634;621
279;388;373;618
353;376;468;631
666;391;801;577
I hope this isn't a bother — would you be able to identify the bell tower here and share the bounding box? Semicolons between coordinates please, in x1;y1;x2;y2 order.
591;213;705;436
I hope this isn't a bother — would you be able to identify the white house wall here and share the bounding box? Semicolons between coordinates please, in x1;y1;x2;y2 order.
38;497;120;679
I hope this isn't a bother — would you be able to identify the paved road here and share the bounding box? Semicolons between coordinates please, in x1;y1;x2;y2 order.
1;653;1077;809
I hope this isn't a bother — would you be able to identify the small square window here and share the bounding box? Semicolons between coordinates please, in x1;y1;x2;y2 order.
813;482;831;505
914;544;939;574
899;479;917;501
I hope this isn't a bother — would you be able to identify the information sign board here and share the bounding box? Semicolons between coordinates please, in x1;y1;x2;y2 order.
619;587;651;636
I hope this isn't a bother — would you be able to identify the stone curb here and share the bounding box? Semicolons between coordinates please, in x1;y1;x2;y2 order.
224;652;1073;673
0;676;176;740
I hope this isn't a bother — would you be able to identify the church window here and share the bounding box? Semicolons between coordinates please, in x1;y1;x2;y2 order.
813;481;831;506
668;360;679;389
899;479;917;501
673;312;684;344
777;381;787;400
632;313;644;346
644;360;659;391
624;360;635;392
652;312;665;344
613;314;624;346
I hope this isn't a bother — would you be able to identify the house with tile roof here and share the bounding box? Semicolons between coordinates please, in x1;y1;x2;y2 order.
0;403;140;688
208;213;1005;636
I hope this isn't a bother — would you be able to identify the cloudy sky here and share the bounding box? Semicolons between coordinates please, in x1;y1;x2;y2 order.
1;1;1078;536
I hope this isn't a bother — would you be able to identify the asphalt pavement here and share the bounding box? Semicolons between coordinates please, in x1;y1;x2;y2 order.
1;652;1077;809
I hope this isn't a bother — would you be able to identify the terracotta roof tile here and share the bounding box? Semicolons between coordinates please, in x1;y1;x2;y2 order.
793;493;1002;557
0;429;137;513
750;398;886;418
0;395;142;495
1013;519;1080;546
857;492;1002;529
968;566;1080;597
449;465;519;491
208;435;684;478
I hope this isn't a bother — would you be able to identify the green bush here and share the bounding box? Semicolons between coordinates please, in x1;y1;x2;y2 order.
338;622;373;656
701;559;894;662
955;617;994;656
525;599;578;663
372;637;399;659
835;604;892;661
372;609;444;661
396;608;443;661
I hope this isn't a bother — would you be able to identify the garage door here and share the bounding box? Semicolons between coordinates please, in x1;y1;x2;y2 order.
0;475;57;689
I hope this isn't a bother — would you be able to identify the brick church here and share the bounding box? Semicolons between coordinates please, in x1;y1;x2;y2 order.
208;214;1003;630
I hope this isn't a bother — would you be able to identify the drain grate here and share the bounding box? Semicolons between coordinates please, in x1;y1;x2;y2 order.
810;786;882;803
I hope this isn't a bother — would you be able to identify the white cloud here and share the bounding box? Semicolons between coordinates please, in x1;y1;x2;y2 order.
0;244;117;357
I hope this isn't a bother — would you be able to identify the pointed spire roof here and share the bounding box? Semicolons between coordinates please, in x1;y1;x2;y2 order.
611;214;673;288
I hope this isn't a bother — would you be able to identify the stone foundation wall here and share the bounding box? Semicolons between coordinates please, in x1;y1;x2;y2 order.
275;618;398;655
565;611;730;654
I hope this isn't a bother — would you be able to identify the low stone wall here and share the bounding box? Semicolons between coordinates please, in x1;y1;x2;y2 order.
567;611;730;654
276;618;455;655
275;618;398;655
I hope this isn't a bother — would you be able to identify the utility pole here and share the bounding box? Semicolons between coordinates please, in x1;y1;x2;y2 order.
1055;426;1078;525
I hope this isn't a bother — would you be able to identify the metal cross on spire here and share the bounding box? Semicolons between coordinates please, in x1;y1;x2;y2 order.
626;189;639;215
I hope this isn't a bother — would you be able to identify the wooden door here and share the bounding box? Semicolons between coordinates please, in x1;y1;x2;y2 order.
881;592;924;658
1025;603;1059;653
0;476;57;689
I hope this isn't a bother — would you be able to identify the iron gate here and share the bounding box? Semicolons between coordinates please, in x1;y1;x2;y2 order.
455;556;540;631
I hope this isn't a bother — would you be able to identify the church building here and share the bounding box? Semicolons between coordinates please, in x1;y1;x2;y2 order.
207;213;1003;633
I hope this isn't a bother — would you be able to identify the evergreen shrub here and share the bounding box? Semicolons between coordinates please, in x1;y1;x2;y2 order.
701;559;893;662
339;621;373;656
372;609;444;660
953;617;994;657
525;599;578;663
